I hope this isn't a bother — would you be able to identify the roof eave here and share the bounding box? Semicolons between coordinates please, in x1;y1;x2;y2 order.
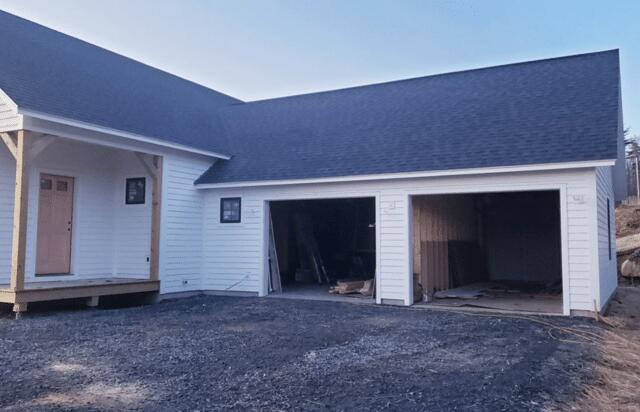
195;159;616;189
18;108;232;160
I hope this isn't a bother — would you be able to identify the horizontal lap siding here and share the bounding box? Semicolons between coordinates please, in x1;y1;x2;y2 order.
201;168;597;310
159;154;212;294
595;166;617;309
113;152;152;278
0;144;15;283
202;195;263;292
379;193;409;301
566;183;594;310
0;91;18;282
0;89;19;132
25;141;118;280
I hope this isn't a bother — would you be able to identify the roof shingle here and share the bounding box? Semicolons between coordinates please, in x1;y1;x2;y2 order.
196;50;620;184
0;10;240;155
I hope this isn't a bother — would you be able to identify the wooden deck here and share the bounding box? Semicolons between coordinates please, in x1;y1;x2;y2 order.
0;277;159;307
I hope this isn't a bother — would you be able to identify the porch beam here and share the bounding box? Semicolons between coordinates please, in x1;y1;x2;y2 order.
10;130;30;292
0;132;17;159
150;155;163;281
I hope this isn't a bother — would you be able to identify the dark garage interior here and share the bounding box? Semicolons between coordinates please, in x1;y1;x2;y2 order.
268;198;376;299
412;190;563;313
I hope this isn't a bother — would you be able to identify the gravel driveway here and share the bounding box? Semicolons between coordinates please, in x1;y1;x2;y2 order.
0;296;597;411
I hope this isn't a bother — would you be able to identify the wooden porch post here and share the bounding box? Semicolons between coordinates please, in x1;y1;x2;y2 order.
150;155;163;281
10;130;30;292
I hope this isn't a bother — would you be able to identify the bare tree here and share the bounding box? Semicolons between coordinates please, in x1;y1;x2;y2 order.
625;128;640;200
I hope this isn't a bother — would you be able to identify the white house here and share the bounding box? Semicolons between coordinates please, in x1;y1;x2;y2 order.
0;11;624;316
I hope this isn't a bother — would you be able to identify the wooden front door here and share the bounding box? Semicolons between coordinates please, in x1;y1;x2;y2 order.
36;174;74;275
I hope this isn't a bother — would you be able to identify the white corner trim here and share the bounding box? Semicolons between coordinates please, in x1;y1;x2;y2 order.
19;108;231;160
195;159;616;189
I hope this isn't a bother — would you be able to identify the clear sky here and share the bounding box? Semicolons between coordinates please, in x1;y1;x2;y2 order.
0;0;638;131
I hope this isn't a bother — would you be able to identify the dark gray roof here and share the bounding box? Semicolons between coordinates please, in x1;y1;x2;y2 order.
196;50;621;185
0;10;240;155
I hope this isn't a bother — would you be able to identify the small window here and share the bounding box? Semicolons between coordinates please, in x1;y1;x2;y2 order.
220;197;241;223
607;198;612;260
126;178;146;205
56;181;68;192
40;178;52;190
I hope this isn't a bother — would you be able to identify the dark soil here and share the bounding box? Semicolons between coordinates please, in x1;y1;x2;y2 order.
0;296;598;411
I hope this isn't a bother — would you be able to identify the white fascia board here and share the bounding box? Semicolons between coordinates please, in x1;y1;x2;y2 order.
19;108;231;160
196;159;616;189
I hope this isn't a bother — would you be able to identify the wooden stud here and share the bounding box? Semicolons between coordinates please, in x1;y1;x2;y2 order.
10;130;30;292
149;156;163;281
0;132;17;159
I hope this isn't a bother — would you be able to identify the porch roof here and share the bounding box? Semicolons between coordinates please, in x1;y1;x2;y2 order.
0;10;239;157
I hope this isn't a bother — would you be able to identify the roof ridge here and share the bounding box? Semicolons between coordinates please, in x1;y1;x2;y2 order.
243;49;619;105
0;9;242;103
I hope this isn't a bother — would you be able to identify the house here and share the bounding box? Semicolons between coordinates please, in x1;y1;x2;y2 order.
0;11;624;316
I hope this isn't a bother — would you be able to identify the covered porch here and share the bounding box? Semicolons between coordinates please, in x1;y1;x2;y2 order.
0;129;163;315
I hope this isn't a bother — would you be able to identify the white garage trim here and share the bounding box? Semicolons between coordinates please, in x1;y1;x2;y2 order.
195;160;615;190
404;183;570;315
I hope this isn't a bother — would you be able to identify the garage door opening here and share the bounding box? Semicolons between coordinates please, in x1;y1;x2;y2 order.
268;198;376;301
412;190;563;314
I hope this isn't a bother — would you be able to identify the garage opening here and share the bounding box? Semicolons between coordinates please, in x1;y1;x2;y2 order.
268;198;376;301
412;190;562;314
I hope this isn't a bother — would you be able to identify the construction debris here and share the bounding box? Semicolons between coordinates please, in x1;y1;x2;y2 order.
329;279;375;296
359;279;375;296
434;283;522;300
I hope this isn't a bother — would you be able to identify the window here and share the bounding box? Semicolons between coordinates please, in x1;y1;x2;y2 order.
607;198;612;260
220;197;241;223
40;178;52;190
56;181;68;192
125;177;146;205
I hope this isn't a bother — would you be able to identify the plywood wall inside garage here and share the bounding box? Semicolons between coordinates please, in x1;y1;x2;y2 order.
412;195;478;292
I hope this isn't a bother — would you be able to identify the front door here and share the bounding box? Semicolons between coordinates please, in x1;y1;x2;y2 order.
36;174;74;275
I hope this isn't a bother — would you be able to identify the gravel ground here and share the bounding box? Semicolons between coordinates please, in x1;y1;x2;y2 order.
0;296;598;411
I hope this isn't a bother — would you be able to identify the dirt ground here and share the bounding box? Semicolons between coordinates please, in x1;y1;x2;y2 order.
0;296;603;411
615;204;640;238
565;287;640;411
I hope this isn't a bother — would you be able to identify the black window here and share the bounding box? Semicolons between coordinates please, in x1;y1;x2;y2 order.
126;177;146;205
220;197;241;223
607;198;612;260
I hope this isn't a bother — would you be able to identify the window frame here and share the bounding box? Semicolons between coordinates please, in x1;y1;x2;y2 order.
125;177;146;205
220;197;242;223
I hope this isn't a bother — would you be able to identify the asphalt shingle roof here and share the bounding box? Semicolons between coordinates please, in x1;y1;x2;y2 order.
196;49;620;185
0;10;240;155
0;10;621;184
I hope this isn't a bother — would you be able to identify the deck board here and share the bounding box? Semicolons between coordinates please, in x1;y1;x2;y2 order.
0;277;159;304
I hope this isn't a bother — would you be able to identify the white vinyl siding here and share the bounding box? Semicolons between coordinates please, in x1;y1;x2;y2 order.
113;152;153;278
0;138;214;289
158;153;212;294
201;168;597;312
0;88;20;132
595;166;618;309
0;143;15;283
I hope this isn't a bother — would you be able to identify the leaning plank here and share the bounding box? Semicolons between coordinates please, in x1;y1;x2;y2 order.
10;130;29;291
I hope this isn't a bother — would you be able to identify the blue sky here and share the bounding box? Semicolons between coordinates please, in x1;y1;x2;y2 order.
0;0;638;132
